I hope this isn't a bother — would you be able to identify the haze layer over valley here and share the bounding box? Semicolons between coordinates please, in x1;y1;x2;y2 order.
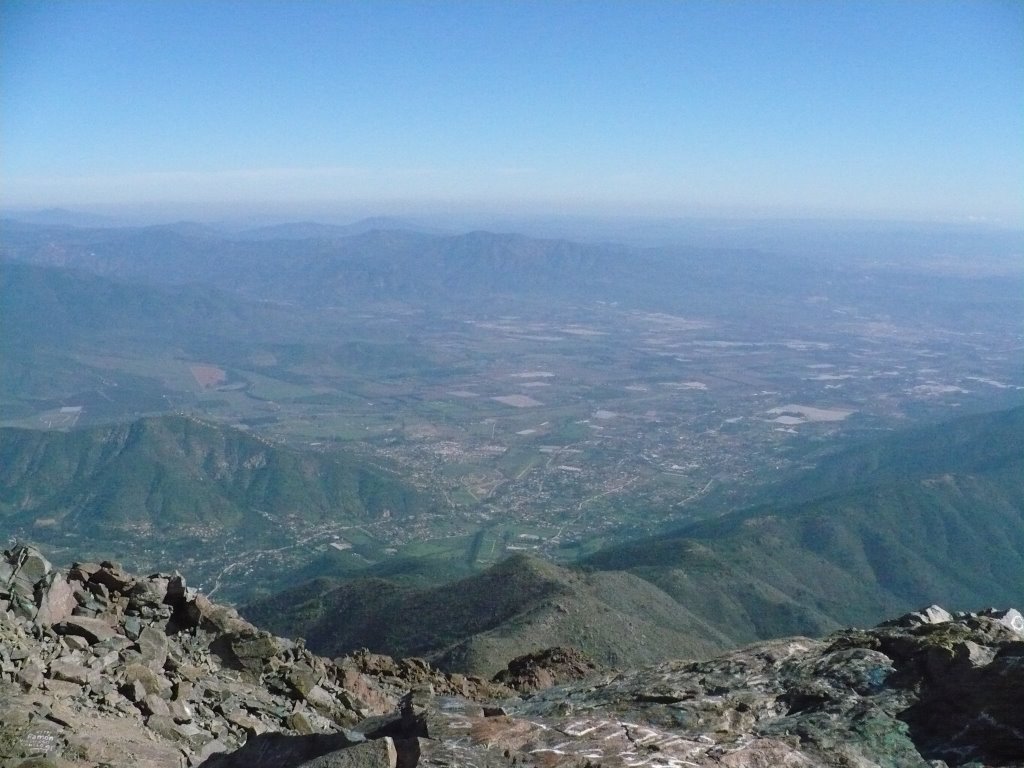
3;3;1023;765
2;218;1021;601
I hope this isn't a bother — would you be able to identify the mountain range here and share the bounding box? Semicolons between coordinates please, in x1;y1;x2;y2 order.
0;218;942;314
3;218;1022;681
244;404;1024;676
2;402;1019;679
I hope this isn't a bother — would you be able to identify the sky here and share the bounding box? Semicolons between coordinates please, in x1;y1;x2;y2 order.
1;0;1022;223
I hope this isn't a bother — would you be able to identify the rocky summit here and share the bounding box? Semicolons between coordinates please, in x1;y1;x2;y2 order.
2;545;1024;768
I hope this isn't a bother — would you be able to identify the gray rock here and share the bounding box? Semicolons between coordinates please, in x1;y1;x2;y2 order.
917;604;954;624
983;607;1024;635
16;663;45;691
229;631;284;674
288;662;322;697
143;692;172;717
138;625;169;670
147;713;213;747
184;594;251;635
54;615;120;644
93;634;134;654
302;684;337;712
7;546;53;597
130;576;170;607
47;659;98;687
883;604;953;628
123;615;144;639
287;711;317;735
90;561;135;593
169;698;194;723
61;634;91;652
41;677;83;698
67;562;101;582
296;738;397;768
122;662;168;698
33;573;78;626
193;738;233;765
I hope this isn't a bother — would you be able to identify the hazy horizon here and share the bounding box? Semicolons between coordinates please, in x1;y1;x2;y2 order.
2;1;1022;224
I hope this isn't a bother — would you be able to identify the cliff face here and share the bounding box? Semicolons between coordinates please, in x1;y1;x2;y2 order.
2;544;1023;768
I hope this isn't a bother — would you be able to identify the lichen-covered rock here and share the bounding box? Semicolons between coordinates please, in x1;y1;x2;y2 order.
0;546;508;766
491;646;602;693
3;544;1023;768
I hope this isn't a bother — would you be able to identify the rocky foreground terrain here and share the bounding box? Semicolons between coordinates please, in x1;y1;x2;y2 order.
2;545;1023;768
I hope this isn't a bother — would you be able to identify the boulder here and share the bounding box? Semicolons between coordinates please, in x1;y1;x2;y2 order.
197;731;367;768
6;546;53;597
54;615;121;644
288;662;322;698
492;646;602;693
881;604;953;628
122;662;169;699
142;692;172;717
184;594;252;635
229;631;284;673
90;561;135;593
982;607;1024;635
137;625;169;670
33;572;78;626
68;562;101;583
130;576;170;608
47;659;98;687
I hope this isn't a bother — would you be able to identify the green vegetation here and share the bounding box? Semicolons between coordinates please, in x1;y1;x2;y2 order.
3;225;1023;657
0;414;433;590
243;553;732;676
585;405;1024;640
246;405;1024;675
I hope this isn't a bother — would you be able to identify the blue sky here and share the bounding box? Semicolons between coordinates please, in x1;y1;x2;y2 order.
1;0;1022;221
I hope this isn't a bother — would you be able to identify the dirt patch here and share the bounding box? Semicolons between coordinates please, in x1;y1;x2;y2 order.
190;364;227;388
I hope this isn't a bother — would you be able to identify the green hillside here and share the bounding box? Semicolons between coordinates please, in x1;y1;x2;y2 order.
245;405;1024;675
0;415;431;566
0;259;316;417
586;405;1024;639
243;553;734;677
774;405;1024;501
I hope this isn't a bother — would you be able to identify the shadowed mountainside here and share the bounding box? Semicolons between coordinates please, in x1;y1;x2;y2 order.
243;553;734;677
585;405;1024;639
246;406;1024;675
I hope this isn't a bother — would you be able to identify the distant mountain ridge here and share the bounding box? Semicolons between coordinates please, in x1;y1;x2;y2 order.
0;218;823;313
0;221;634;305
232;216;446;240
0;207;122;228
0;260;277;343
4;218;1022;323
